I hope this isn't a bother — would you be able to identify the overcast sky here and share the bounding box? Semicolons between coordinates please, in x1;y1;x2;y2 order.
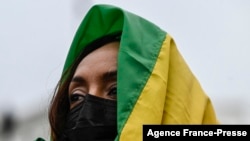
0;0;249;123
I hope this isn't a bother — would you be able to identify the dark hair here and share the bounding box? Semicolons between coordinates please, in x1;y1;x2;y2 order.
48;32;121;141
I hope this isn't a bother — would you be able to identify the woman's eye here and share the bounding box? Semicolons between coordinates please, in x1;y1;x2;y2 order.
108;87;117;100
69;94;85;103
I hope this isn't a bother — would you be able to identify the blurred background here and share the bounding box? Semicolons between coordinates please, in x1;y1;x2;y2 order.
0;0;249;140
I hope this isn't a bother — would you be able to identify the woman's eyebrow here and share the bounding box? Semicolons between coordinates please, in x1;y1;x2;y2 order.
71;76;86;84
102;70;117;82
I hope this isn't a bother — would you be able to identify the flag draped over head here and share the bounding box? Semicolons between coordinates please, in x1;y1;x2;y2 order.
62;4;219;141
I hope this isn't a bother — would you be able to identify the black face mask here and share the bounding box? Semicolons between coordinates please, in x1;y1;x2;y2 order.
60;94;117;141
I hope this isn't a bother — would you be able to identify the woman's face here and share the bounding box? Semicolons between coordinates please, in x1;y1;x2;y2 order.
68;42;119;109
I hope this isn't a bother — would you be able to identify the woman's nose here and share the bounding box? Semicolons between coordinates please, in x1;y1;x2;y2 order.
88;86;104;98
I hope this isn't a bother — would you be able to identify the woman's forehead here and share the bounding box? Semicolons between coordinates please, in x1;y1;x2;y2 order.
74;42;119;75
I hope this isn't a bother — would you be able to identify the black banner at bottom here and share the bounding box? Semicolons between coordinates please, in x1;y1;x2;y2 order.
143;125;249;140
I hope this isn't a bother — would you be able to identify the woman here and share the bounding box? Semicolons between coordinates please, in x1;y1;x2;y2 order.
38;4;219;141
49;33;121;141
